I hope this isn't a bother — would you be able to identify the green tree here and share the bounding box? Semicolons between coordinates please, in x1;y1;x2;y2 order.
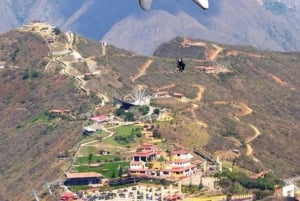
153;108;160;115
118;166;124;177
138;106;150;115
153;129;161;139
198;176;203;190
88;153;93;164
115;108;125;116
111;170;116;178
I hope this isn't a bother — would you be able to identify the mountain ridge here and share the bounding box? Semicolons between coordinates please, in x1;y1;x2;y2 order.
1;0;300;55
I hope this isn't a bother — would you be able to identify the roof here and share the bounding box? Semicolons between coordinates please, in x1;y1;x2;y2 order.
141;143;156;149
162;164;197;172
83;126;96;132
134;150;156;157
173;92;184;96
61;192;75;198
171;158;190;163
50;109;70;113
172;150;188;155
91;114;107;122
66;172;102;179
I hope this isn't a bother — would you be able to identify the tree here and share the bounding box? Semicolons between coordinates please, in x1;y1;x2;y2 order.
118;166;124;177
198;176;204;190
111;170;116;178
115;108;125;116
139;106;150;115
88;153;93;164
153;129;161;139
153;108;160;115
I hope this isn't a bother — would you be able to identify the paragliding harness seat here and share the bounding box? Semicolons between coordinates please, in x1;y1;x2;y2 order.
176;58;185;72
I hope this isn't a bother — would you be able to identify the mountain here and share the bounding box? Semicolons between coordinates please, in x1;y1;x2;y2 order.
0;24;299;200
1;0;300;55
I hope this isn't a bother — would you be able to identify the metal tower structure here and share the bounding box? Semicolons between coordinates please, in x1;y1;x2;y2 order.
127;86;150;106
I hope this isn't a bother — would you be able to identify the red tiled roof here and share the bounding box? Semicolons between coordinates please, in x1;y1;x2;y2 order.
61;192;75;198
141;143;155;148
134;150;155;157
171;150;188;155
91;114;107;122
173;92;184;96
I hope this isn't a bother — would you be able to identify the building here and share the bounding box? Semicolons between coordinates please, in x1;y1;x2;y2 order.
60;192;77;201
152;91;170;98
173;92;184;99
282;183;295;197
64;172;103;186
129;144;197;179
133;143;158;162
195;66;216;74
82;126;97;136
91;114;108;123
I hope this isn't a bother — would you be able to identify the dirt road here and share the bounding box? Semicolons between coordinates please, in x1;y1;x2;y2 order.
131;59;153;82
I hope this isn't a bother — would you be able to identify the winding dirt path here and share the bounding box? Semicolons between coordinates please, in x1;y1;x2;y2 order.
208;44;223;61
192;84;206;101
178;84;208;128
131;59;153;82
246;124;261;156
212;101;261;162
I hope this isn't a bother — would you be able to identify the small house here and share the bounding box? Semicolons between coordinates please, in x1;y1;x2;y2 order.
173;92;184;99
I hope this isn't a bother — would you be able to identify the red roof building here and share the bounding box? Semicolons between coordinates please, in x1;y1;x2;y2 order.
91;114;108;123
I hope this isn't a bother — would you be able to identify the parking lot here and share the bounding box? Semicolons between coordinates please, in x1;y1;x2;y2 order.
79;184;182;201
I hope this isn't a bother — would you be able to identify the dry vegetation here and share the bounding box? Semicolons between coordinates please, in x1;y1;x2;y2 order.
0;31;299;200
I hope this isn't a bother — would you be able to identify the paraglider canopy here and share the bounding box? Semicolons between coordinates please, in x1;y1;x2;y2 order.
139;0;153;10
193;0;209;10
139;0;209;10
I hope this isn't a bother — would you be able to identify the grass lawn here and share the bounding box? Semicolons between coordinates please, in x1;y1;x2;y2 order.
101;124;143;147
75;155;115;165
74;161;130;178
112;125;142;137
78;146;99;156
80;130;109;144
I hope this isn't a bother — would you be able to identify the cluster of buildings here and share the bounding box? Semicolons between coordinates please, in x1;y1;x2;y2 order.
129;143;197;180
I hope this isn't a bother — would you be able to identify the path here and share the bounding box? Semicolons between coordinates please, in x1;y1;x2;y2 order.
212;101;262;162
131;59;153;82
50;32;110;103
178;85;208;128
208;44;223;61
246;124;261;156
192;84;206;102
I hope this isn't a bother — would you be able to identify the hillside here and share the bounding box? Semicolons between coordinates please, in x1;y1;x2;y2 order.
0;30;100;201
1;0;300;55
0;27;299;200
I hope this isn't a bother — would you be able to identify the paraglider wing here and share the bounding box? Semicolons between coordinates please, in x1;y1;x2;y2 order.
192;0;209;10
139;0;153;10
